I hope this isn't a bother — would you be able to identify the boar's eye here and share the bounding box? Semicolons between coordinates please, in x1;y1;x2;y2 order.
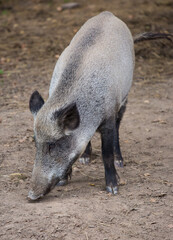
48;142;56;154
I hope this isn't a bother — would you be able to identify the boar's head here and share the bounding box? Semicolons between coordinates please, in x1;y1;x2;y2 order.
28;91;80;200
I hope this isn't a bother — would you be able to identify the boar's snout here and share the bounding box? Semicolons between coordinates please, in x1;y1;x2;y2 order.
28;171;60;201
28;190;43;201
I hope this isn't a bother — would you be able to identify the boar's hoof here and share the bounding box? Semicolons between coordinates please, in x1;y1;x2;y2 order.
106;185;118;195
114;159;124;168
79;157;90;165
56;179;68;186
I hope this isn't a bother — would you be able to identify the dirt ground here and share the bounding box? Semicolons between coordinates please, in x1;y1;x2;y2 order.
0;0;173;239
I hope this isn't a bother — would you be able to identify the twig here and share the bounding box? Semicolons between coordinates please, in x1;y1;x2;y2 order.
78;169;104;180
85;232;89;240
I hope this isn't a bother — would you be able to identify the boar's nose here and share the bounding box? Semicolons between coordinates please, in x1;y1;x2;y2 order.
27;190;43;201
27;183;52;201
27;176;60;201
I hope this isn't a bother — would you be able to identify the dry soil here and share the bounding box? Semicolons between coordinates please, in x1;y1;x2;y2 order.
0;0;173;240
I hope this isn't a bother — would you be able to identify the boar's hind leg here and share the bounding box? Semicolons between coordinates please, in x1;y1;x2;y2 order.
99;117;119;195
79;141;92;164
114;100;127;168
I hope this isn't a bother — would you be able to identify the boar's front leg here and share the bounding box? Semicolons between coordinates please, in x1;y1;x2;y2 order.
79;141;92;164
99;117;119;194
114;100;127;167
57;167;72;186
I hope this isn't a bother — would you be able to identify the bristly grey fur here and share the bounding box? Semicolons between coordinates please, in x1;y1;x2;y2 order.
49;27;102;101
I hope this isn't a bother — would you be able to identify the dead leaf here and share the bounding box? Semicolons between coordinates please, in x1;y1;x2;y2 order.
89;183;95;186
119;179;127;185
10;173;27;180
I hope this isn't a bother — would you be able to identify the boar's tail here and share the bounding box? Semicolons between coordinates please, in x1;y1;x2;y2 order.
133;32;173;44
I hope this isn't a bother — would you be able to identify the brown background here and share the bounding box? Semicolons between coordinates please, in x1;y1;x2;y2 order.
0;0;173;239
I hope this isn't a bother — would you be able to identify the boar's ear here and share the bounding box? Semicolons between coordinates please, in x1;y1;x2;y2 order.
53;103;80;133
29;90;44;116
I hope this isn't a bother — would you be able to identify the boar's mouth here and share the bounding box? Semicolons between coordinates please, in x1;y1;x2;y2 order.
28;177;60;201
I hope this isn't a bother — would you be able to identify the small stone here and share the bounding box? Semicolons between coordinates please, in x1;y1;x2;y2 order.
144;173;150;177
57;7;62;12
150;198;157;203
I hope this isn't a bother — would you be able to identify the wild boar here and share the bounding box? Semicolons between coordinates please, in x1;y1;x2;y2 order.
28;11;172;200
